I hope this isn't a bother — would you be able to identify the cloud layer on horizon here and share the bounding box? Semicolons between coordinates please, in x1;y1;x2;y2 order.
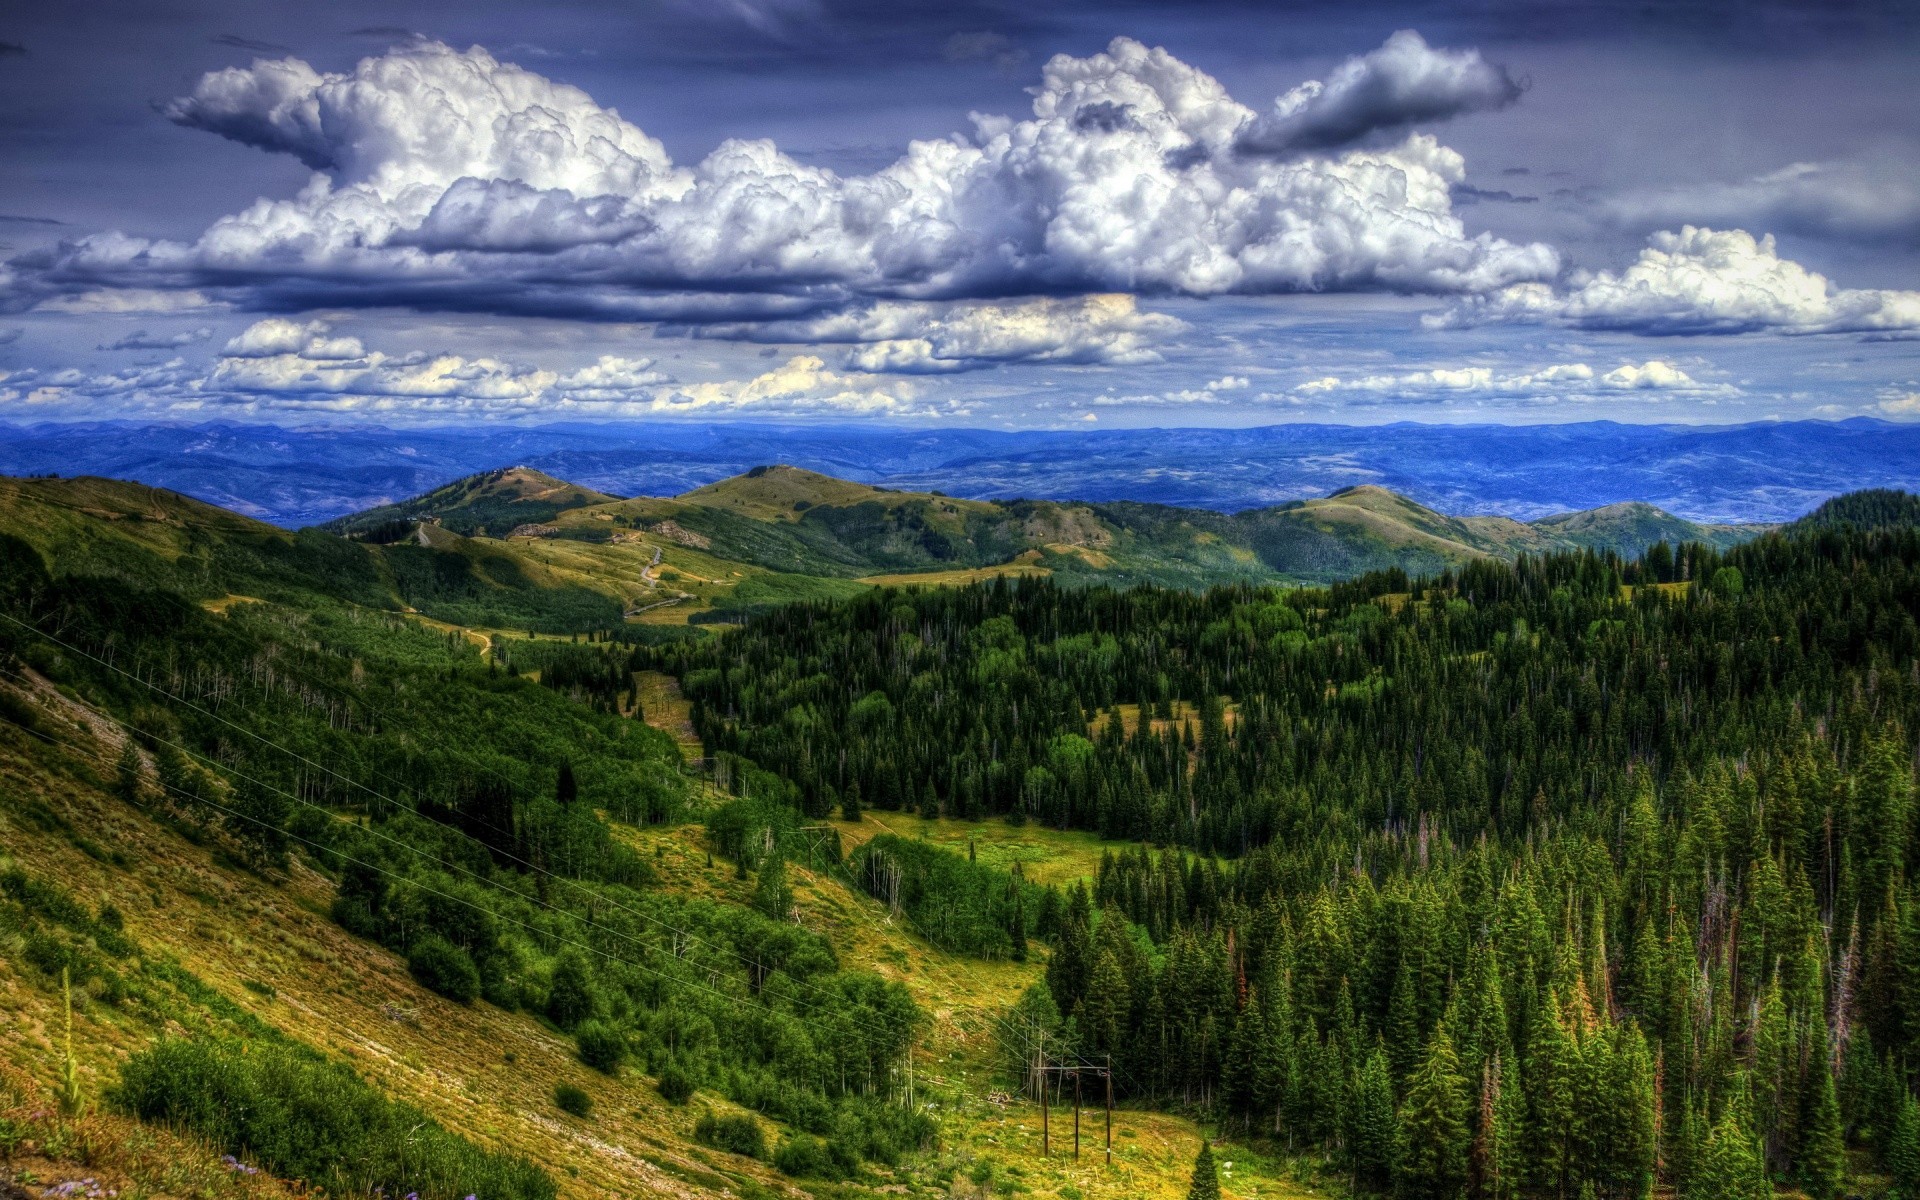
1437;227;1920;335
2;317;937;419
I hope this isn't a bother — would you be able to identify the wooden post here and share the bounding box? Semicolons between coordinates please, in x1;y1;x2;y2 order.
1042;1065;1050;1157
1104;1056;1113;1166
1074;1069;1082;1161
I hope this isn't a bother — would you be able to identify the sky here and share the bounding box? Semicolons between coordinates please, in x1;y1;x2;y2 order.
1;0;1918;429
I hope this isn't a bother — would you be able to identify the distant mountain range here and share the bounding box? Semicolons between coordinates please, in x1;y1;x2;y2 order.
0;465;1775;632
2;417;1917;527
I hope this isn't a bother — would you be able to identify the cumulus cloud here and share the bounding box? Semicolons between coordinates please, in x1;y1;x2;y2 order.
700;294;1183;372
1606;161;1920;247
99;327;213;351
9;316;932;419
5;37;1556;319
1239;30;1523;155
1436;226;1920;335
1288;358;1728;401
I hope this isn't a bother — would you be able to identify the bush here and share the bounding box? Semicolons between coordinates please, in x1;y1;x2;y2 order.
657;1059;697;1105
774;1132;841;1179
553;1082;593;1118
545;952;597;1030
574;1019;626;1074
695;1110;766;1159
407;936;480;1003
113;1038;552;1200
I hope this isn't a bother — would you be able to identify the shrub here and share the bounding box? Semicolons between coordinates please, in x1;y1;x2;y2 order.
774;1132;840;1179
574;1019;626;1074
657;1059;696;1105
545;952;597;1030
695;1110;766;1159
408;936;480;1003
553;1082;593;1118
112;1038;552;1200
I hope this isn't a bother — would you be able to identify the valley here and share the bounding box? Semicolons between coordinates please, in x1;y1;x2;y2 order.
1;470;1915;1200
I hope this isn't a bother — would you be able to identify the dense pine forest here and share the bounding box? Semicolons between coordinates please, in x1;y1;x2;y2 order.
663;497;1920;1198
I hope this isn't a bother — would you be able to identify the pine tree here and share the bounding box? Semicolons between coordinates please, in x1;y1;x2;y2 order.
1798;1056;1846;1200
1396;1022;1471;1200
556;761;577;807
842;780;863;824
1348;1042;1397;1194
1890;1092;1920;1200
1187;1139;1222;1200
1689;1097;1769;1200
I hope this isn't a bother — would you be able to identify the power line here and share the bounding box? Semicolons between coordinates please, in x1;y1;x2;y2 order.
3;601;1109;1110
0;660;921;1062
0;609;924;1049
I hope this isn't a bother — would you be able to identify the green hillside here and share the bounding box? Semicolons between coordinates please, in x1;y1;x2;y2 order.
323;466;622;539
0;487;1305;1200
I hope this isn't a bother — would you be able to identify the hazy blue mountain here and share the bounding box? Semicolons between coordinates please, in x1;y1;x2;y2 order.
1;417;1915;527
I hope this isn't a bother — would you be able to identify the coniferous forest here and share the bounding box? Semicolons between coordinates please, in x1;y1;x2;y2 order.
663;498;1920;1199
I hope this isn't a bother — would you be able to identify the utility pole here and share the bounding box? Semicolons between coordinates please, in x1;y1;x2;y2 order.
1036;1028;1049;1158
1073;1068;1082;1161
1104;1055;1113;1166
1041;1056;1050;1158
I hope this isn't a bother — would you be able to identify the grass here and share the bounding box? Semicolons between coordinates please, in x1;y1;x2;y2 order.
633;671;703;762
858;562;1050;588
832;812;1118;889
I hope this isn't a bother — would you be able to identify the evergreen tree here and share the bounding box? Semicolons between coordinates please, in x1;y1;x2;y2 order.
556;761;577;807
1890;1092;1920;1200
1396;1022;1471;1200
1689;1099;1769;1200
1187;1139;1222;1200
842;780;862;823
1798;1056;1846;1200
1349;1042;1398;1194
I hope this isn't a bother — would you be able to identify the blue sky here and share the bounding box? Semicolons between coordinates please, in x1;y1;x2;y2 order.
1;0;1917;427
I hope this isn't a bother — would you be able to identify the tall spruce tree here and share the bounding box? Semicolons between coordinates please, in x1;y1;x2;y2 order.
1396;1022;1471;1200
1690;1098;1769;1200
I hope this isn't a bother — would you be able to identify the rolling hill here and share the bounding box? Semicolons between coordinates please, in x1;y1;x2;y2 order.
323;466;623;538
0;466;1769;638
316;464;1764;621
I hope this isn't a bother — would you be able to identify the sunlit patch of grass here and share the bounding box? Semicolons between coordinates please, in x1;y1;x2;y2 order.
856;561;1049;588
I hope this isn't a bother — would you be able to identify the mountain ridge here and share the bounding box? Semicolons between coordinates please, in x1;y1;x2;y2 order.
6;417;1919;525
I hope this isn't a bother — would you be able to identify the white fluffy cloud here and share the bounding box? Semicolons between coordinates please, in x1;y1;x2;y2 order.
6;316;931;419
1289;358;1727;400
7;37;1555;318
1437;226;1920;335
1239;30;1523;155
702;294;1183;372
